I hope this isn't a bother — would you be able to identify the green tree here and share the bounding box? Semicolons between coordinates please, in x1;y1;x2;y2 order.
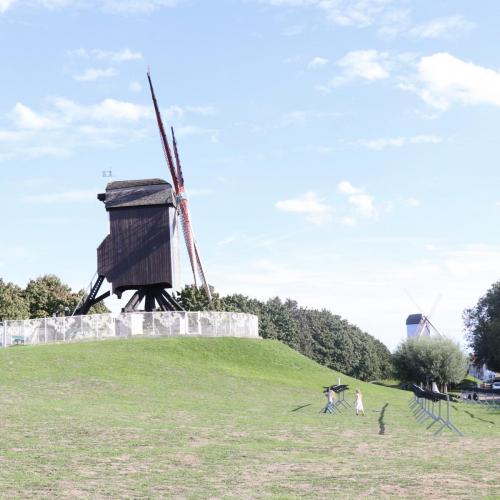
0;279;29;321
464;280;500;372
24;275;109;318
393;337;468;387
178;285;222;311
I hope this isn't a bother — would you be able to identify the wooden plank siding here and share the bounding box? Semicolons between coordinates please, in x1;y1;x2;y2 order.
98;205;175;296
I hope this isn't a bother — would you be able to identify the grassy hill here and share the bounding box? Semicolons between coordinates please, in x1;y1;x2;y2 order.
0;337;498;498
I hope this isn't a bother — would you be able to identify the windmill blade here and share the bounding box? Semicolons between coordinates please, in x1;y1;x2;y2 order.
403;288;426;315
171;126;212;301
178;200;199;287
428;293;442;319
426;317;445;338
171;127;185;190
194;240;212;301
147;71;180;194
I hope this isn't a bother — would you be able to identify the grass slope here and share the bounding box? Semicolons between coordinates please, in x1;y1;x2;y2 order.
0;337;498;498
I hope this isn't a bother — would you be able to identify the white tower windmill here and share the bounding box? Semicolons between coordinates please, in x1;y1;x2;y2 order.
405;292;444;339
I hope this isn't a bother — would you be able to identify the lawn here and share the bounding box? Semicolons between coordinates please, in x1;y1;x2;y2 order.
0;337;498;498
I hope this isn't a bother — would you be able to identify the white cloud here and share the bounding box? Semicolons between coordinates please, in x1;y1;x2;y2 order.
337;181;377;219
73;67;117;81
410;15;475;39
69;47;143;62
276;191;332;225
0;0;16;13
218;234;239;246
128;81;142;92
330;49;390;87
349;193;376;218
23;189;97;204
354;134;443;150
49;97;151;122
100;0;181;13
2;0;181;14
406;52;500;111
337;181;362;195
1;96;217;161
308;56;328;69
261;0;406;33
12;103;59;130
175;125;219;143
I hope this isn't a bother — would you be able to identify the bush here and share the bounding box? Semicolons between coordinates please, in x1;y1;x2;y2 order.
393;337;468;388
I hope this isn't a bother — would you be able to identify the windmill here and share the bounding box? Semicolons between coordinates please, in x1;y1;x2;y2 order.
405;292;444;339
72;74;211;315
146;71;212;302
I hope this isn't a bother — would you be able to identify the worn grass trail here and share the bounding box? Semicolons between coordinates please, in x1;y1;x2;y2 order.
0;338;498;498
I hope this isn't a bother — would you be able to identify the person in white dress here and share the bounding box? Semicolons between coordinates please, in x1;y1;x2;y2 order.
355;389;364;416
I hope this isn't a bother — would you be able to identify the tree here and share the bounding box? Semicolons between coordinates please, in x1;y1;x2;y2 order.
393;337;468;388
464;281;500;372
23;274;109;318
178;285;222;311
0;279;29;321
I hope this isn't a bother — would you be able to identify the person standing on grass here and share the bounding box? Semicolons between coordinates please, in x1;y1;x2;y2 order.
355;389;364;416
325;388;335;411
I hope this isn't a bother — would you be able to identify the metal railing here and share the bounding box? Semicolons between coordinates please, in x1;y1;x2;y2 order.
0;311;259;347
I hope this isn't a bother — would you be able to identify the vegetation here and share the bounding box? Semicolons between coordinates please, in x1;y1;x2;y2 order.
464;280;500;372
0;279;29;321
179;286;393;381
0;337;498;497
0;274;109;321
393;337;468;388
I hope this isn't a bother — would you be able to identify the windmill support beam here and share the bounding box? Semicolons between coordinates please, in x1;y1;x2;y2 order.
122;286;183;313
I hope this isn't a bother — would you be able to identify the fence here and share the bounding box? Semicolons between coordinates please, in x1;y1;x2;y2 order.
0;311;259;347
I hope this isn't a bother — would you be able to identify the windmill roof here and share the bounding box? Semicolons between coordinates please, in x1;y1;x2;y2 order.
406;313;423;325
98;178;176;209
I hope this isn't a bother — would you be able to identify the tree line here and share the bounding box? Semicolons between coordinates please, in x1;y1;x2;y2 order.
0;275;108;321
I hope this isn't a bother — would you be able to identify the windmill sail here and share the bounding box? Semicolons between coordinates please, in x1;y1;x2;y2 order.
147;72;212;301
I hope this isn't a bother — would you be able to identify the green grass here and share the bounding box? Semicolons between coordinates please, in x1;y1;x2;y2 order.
0;337;499;498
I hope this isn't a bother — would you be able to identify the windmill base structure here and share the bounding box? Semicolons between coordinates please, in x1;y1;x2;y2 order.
74;178;183;315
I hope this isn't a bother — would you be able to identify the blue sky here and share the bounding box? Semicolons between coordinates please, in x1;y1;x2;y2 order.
1;0;500;349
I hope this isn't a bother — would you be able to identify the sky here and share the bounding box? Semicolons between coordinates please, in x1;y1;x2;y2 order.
1;0;500;350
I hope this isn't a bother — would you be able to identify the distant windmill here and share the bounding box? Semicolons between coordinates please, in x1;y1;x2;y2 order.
404;292;444;339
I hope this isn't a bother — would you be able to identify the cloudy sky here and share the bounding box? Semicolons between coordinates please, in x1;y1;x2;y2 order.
1;0;500;349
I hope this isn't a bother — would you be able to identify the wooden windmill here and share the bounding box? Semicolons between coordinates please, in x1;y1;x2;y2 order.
73;73;211;315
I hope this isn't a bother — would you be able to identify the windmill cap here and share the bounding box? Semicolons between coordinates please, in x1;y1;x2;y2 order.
98;178;176;209
406;313;423;325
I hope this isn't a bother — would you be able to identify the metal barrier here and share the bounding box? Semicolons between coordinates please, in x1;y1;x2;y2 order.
320;384;350;415
409;384;463;436
0;311;259;347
